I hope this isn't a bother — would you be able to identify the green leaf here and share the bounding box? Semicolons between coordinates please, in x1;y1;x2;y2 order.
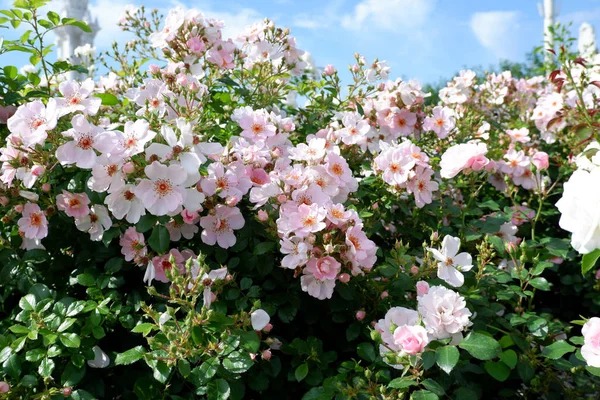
148;225;170;253
9;325;30;335
295;363;309;382
582;248;600;275
421;379;445;396
223;351;253;374
61;362;86;386
0;347;12;363
76;273;96;287
64;19;92;33
94;92;119;106
136;215;157;233
529;277;551;291
302;387;334;400
410;390;438;400
131;323;154;336
240;331;260;353
254;241;275;255
152;360;171;383
38;357;55;377
484;361;511;381
47;10;60;25
3;65;17;79
19;294;36;311
66;300;86;317
115;346;145;365
458;332;501;360
499;349;518;369
541;340;576;359
190;358;219;385
57;318;76;332
388;377;418;389
207;378;230;400
59;333;80;348
436;345;460;374
357;342;376;362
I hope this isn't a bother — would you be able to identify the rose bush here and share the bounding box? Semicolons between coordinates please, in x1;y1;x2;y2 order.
2;0;600;399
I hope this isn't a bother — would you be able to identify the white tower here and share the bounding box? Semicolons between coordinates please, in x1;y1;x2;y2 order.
538;0;559;68
578;23;597;59
54;0;100;80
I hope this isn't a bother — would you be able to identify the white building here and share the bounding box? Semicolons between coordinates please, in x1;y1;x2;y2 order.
54;0;100;79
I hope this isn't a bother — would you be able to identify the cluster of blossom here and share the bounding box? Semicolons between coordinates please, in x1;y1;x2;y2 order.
556;142;600;254
0;8;338;300
374;282;472;367
439;139;550;192
359;79;428;149
373;140;438;208
222;107;377;300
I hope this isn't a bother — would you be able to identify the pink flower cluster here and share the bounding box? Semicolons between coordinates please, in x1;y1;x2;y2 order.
374;140;438;208
374;282;472;368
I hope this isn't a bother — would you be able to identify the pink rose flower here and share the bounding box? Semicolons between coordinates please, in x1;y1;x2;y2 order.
393;325;429;355
532;151;549;170
582;317;600;367
305;256;341;280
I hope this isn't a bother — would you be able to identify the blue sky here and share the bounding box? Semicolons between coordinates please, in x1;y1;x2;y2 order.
2;0;600;84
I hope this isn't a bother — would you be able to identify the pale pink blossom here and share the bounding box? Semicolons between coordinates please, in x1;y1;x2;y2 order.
17;203;47;240
56;191;90;218
7;99;58;147
75;205;112;241
120;227;147;262
134;162;187;216
582;317;600;368
440;142;488;179
280;237;311;269
416;281;429;296
423;106;455;139
200;205;245;248
151;249;186;283
56;115;118;168
105;184;146;223
393;325;429;355
532;151;549;170
55;79;101;116
506;127;530;143
300;272;336;300
305;256;341;280
417;285;472;340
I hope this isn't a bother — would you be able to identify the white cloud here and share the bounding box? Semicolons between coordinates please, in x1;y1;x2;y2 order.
341;0;436;31
470;11;521;59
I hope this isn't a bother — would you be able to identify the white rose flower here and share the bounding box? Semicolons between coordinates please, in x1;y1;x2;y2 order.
417;285;472;340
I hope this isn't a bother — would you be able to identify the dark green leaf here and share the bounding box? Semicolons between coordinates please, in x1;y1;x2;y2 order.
357;342;376;362
484;361;511;381
436;345;459;374
59;333;80;348
541;340;576;359
295;363;309;382
148;225;170;253
458;332;501;360
115;346;145;365
582;248;600;275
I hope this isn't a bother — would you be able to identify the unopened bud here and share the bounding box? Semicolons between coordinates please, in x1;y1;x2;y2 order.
41;183;51;192
380;291;389;299
262;349;272;360
356;310;366;321
257;210;268;221
338;273;350;283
